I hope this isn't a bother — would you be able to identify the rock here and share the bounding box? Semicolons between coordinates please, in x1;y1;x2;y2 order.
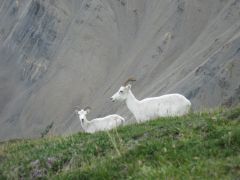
30;160;40;169
46;157;57;169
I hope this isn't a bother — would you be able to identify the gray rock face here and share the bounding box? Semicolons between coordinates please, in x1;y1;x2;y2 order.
0;0;240;140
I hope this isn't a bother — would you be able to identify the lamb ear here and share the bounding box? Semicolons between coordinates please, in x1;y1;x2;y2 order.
84;106;91;114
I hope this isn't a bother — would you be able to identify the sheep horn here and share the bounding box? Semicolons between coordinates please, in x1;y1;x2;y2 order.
84;106;91;111
124;78;136;86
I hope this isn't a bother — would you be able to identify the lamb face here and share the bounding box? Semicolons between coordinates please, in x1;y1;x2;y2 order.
77;110;87;123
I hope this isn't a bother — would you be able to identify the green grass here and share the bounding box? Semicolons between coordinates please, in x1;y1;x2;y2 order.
1;106;240;179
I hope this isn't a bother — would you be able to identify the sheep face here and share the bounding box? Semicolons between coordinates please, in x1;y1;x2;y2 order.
111;84;131;102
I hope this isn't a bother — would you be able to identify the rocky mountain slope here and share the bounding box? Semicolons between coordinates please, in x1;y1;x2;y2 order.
0;0;240;140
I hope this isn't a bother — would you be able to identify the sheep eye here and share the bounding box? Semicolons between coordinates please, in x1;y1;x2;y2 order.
120;90;123;93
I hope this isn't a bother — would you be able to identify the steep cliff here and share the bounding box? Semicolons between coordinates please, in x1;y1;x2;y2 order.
0;0;240;139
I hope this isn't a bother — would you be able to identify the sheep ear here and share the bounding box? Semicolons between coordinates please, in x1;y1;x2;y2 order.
126;84;132;90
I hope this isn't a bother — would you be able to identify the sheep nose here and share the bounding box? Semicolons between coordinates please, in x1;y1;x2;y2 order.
110;97;115;102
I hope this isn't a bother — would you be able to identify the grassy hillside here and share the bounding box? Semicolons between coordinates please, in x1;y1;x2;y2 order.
1;106;240;179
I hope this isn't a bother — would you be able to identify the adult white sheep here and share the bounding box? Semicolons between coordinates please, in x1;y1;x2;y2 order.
75;107;125;133
111;78;191;123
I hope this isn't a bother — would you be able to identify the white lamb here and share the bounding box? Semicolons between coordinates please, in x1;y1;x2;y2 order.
111;78;191;123
75;107;125;133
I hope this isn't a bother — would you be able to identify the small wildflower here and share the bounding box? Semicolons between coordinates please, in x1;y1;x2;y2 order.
193;157;200;160
163;147;167;153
